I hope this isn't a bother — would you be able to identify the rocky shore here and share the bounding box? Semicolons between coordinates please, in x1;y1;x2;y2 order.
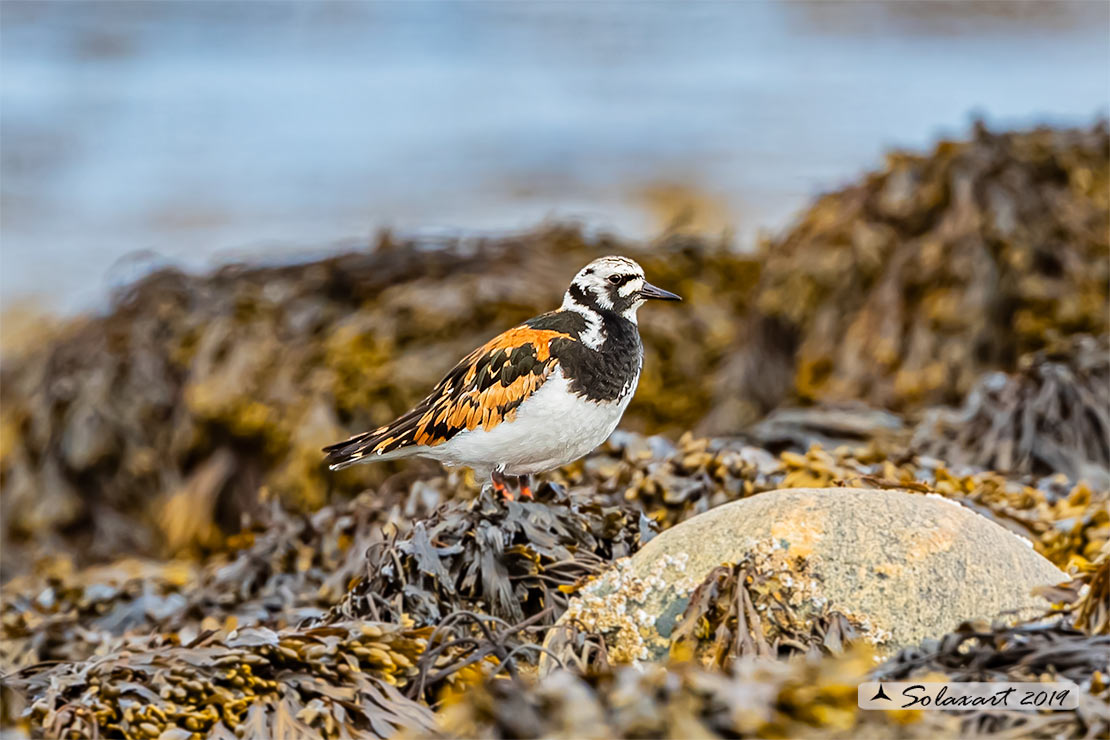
2;122;1108;739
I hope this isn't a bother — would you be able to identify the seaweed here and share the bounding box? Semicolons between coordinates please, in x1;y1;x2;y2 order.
1;485;443;673
328;483;647;627
0;227;760;575
913;334;1110;483
868;557;1110;738
668;558;865;667
429;605;1110;739
728;122;1109;417
6;429;1105;679
4;123;1107;580
873;620;1110;738
425;651;960;739
3;122;1110;740
2;621;438;739
1035;546;1110;636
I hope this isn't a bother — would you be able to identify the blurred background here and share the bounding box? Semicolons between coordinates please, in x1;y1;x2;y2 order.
2;5;1109;733
2;0;1108;314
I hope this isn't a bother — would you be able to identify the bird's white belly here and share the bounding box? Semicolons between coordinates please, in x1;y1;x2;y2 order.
428;367;636;476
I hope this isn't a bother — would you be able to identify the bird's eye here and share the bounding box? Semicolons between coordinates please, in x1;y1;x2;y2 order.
607;275;623;285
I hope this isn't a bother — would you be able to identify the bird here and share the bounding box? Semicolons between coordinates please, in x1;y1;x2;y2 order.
322;255;681;499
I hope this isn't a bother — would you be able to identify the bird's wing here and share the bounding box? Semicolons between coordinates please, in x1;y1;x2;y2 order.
323;323;573;469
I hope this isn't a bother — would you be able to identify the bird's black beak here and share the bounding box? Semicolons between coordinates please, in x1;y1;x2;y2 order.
639;281;682;301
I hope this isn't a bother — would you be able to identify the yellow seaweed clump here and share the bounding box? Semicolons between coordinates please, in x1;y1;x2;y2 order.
427;652;954;740
738;122;1109;414
3;621;436;739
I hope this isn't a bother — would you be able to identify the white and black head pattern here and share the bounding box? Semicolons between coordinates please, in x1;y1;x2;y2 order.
564;255;648;321
560;256;680;350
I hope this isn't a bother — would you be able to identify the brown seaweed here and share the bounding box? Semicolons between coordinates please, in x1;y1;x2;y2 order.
429;615;1108;740
1034;546;1110;636
668;559;864;667
424;651;960;739
0;227;760;576
4;123;1107;581
1;484;444;673
6;430;1105;680
328;483;647;627
913;334;1110;484
2;122;1109;740
721;122;1110;423
873;620;1110;738
2;621;438;739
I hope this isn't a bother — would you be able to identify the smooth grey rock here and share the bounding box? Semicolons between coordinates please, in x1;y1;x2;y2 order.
547;487;1066;668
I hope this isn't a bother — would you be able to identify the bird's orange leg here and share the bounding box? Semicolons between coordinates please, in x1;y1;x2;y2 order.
491;469;513;501
518;474;534;500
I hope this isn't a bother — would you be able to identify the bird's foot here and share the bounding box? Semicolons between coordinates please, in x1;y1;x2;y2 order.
518;474;534;500
490;471;534;500
491;469;514;501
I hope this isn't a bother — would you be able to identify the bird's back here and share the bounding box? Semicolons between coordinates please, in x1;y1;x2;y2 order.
323;307;624;470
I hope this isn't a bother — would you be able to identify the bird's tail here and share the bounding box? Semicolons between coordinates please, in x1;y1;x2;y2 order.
322;429;411;470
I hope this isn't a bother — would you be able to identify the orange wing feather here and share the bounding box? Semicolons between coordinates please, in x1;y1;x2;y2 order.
322;325;572;469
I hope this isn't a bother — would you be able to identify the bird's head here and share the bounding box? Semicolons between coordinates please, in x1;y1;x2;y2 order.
563;255;681;322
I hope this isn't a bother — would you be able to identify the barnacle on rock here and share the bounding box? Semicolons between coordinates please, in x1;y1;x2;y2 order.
554;553;698;665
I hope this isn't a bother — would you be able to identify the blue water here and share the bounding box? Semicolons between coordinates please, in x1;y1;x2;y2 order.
2;1;1107;313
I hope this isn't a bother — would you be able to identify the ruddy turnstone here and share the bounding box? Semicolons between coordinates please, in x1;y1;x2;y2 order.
323;255;681;498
